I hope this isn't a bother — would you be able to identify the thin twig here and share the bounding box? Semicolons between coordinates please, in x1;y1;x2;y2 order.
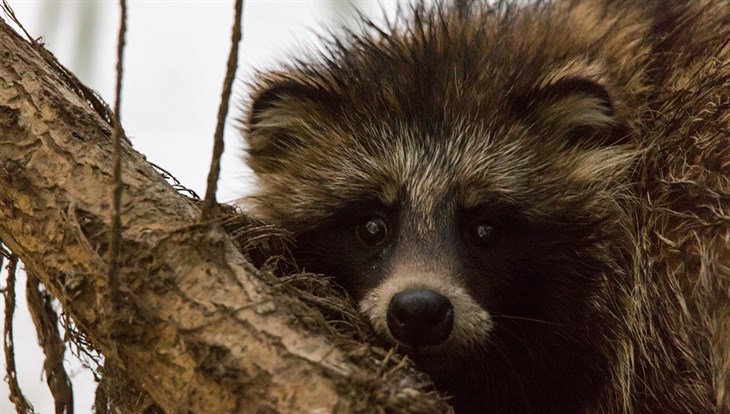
108;0;128;298
200;0;245;222
1;0;33;42
26;273;74;414
2;255;35;414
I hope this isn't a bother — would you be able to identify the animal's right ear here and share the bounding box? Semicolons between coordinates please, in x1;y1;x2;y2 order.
244;75;335;172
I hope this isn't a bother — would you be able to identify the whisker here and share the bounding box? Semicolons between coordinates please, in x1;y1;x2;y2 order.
491;314;562;326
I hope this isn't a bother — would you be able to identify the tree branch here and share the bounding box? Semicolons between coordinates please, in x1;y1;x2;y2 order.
0;17;448;414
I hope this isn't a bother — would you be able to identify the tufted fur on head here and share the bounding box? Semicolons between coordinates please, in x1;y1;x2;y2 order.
242;1;730;413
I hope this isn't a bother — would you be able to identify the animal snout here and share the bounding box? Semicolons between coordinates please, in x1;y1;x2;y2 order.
387;289;454;348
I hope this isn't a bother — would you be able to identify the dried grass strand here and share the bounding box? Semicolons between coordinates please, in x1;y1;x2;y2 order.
26;273;74;414
2;255;34;414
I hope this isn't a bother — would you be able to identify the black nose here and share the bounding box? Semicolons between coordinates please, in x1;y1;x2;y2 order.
387;289;454;348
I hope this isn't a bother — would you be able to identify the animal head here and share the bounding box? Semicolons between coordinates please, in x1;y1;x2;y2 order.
243;0;643;396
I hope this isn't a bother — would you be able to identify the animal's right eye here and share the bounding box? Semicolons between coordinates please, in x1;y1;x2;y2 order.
356;217;389;246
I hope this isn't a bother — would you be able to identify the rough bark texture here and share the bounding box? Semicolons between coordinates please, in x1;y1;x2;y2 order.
0;17;447;414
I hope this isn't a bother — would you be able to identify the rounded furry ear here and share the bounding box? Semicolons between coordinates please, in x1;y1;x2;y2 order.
244;75;336;172
516;61;628;145
247;77;322;127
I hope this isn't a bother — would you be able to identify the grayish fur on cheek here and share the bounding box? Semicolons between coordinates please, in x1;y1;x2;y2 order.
358;273;492;354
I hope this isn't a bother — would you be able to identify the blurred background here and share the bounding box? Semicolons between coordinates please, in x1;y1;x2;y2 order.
0;1;409;412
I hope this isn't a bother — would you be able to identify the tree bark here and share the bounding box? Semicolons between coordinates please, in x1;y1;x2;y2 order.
0;17;447;414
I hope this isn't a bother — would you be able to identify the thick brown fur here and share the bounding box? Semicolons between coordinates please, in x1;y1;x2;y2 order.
242;1;730;413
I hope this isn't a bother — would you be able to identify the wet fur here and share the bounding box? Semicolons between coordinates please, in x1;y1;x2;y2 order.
242;1;730;412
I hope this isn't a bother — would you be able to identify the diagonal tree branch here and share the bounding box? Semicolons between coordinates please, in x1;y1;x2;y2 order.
0;16;448;414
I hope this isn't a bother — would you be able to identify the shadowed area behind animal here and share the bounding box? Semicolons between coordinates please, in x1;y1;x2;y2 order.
241;0;730;412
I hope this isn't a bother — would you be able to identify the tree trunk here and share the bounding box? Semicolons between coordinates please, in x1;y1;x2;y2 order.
0;17;448;414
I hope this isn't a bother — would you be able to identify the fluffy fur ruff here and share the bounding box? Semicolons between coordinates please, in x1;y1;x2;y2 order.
242;1;730;412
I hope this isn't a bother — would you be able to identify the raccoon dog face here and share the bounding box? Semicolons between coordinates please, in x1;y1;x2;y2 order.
244;2;641;410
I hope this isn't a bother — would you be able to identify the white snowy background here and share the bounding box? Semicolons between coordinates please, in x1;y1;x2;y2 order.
0;1;409;412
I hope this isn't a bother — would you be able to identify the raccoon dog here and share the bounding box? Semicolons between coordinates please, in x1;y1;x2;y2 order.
242;1;730;412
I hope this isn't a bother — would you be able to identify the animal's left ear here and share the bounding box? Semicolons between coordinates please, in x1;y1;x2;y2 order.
516;61;628;145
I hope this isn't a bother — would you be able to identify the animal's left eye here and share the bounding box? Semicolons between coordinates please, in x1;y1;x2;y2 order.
356;217;389;246
468;223;501;248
